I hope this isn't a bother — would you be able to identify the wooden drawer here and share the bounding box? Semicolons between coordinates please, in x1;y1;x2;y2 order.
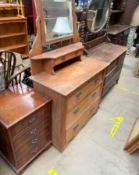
102;70;121;97
13;119;50;151
15;137;48;168
66;99;99;144
66;85;102;129
67;73;103;112
105;66;119;85
14;121;51;168
106;60;118;75
11;105;50;137
118;53;126;68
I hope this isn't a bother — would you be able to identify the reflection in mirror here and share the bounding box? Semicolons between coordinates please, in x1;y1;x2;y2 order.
42;0;73;42
87;0;110;33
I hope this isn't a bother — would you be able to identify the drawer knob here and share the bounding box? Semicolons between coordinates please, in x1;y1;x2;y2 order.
28;117;36;124
30;128;38;135
32;138;38;144
92;92;97;98
73;107;80;114
76;91;82;99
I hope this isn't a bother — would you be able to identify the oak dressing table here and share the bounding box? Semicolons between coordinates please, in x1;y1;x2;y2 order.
30;0;107;151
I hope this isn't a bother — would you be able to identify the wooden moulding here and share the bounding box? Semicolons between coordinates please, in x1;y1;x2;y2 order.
135;63;139;78
124;117;139;154
31;42;84;75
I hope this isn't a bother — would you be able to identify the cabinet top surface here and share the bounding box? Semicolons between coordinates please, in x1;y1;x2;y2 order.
88;42;127;63
0;84;50;128
31;42;84;60
31;58;108;96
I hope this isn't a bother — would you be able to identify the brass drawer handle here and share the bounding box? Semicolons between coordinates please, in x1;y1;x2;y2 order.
28;117;36;124
30;128;38;135
31;138;38;144
73;107;80;114
92;92;97;98
31;147;39;155
76;91;82;99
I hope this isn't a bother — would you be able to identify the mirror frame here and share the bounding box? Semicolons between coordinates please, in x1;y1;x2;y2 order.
30;0;79;57
87;0;110;34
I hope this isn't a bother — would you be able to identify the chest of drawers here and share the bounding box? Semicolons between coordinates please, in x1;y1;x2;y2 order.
0;85;51;174
87;42;127;97
31;57;107;152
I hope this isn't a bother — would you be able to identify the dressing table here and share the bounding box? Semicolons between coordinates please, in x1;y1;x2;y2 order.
79;0;127;97
30;0;107;152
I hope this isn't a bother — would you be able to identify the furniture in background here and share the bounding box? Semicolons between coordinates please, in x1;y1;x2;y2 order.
0;51;31;88
0;2;29;56
30;0;107;152
108;0;137;46
0;50;51;174
124;117;139;154
22;0;34;34
108;0;130;45
78;0;127;97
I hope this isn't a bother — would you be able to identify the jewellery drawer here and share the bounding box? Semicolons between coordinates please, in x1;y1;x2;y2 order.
66;85;102;129
11;104;50;137
67;73;103;111
66;99;99;144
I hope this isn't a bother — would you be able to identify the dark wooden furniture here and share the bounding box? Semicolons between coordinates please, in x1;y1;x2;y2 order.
78;0;127;97
0;50;31;88
108;0;137;45
0;84;51;174
86;41;127;97
0;3;29;56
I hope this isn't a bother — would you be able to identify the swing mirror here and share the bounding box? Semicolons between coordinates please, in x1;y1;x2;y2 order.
42;0;73;42
87;0;110;33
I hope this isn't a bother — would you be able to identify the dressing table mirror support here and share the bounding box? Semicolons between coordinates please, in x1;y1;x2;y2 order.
29;0;80;58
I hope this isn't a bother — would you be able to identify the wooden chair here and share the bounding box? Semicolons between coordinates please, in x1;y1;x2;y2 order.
0;51;32;88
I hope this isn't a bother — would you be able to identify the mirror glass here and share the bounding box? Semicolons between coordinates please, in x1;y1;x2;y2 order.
42;0;73;42
87;0;110;33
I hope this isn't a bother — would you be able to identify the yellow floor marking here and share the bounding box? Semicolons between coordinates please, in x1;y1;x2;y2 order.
109;116;124;138
48;168;59;175
115;84;129;92
115;84;139;97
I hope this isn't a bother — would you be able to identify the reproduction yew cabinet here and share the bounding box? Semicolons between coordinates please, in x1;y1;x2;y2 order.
31;42;108;152
0;85;51;174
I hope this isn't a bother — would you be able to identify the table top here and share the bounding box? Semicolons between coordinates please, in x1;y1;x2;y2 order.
0;84;50;128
